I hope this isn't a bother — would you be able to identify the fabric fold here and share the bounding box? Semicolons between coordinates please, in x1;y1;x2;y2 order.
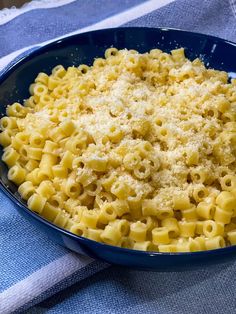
0;0;236;313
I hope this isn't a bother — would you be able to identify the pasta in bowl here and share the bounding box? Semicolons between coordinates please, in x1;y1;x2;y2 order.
0;28;236;270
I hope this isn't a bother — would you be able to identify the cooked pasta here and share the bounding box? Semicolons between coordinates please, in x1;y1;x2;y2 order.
1;47;236;252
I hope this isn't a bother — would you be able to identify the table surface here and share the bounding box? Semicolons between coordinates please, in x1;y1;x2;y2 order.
1;1;236;313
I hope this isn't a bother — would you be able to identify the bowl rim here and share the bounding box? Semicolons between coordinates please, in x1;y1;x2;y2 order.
1;26;236;258
1;26;236;83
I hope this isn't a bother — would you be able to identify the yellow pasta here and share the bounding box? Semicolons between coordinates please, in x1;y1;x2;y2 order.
8;164;26;185
109;219;130;236
80;210;98;229
27;193;47;214
133;241;152;251
215;191;236;211
175;240;191;252
53;210;69;228
205;236;225;250
18;181;35;200
98;203;117;224
36;180;55;199
196;202;215;220
0;130;12;147
202;220;224;238
70;222;87;237
87;228;103;242
173;193;190;210
227;230;236;245
129;221;147;242
152;227;170;245
179;221;196;238
181;205;197;221
112;200;130;217
100;225;121;245
161;218;179;238
41;202;60;221
2;147;20;167
1;47;236;252
214;206;233;224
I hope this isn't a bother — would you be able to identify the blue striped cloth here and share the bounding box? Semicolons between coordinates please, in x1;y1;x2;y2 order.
0;1;236;313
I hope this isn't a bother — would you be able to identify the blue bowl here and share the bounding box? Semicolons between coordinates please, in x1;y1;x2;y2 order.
1;27;236;271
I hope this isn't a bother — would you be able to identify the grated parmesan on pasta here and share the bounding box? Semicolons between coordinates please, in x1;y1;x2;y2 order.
1;47;236;252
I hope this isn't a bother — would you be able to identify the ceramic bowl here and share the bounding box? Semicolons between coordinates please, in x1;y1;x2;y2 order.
1;27;236;270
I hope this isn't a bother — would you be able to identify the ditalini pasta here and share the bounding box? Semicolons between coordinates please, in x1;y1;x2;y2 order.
1;47;236;252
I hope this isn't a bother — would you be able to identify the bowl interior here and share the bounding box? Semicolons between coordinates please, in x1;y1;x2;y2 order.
1;27;236;212
1;27;236;269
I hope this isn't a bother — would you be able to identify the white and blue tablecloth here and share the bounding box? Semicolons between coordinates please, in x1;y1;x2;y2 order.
0;1;236;313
